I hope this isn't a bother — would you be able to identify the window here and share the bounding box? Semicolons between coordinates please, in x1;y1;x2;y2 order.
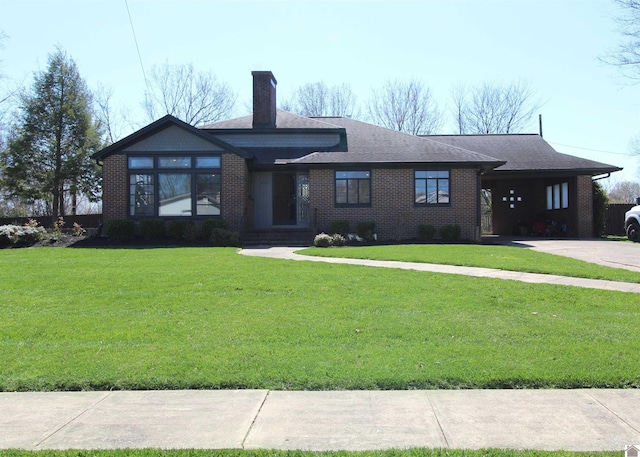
128;155;221;217
546;182;569;210
415;170;449;204
335;171;370;205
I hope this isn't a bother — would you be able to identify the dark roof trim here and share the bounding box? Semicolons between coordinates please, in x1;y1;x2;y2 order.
93;115;251;162
483;167;623;179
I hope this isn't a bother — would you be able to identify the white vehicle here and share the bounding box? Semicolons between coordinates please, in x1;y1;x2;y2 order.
625;197;640;242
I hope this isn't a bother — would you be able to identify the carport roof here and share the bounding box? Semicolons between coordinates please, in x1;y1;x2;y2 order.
425;134;622;177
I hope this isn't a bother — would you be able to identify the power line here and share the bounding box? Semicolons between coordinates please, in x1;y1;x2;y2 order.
125;0;148;92
548;141;634;157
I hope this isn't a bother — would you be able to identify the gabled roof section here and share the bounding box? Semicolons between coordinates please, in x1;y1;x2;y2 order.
282;117;505;168
200;110;344;131
93;114;250;162
426;134;622;176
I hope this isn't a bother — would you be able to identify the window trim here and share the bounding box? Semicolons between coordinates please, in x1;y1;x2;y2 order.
414;169;451;206
334;170;372;207
127;153;222;218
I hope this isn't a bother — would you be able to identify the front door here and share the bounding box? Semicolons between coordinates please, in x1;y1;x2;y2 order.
273;173;297;226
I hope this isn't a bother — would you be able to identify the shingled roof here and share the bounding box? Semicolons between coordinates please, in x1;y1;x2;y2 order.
200;110;343;130
281;117;505;168
426;134;621;177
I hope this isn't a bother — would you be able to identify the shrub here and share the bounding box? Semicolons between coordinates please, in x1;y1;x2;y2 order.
0;225;47;246
0;224;47;247
19;225;46;245
331;233;347;246
201;218;230;239
356;221;376;242
418;224;436;241
167;219;197;241
314;233;332;247
105;219;136;240
72;222;86;237
140;219;165;240
439;224;461;242
329;220;350;236
209;228;241;247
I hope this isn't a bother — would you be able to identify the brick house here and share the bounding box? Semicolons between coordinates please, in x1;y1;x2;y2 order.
93;71;621;243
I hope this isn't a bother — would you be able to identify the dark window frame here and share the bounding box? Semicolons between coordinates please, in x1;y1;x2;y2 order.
414;170;451;206
127;153;222;218
334;170;372;207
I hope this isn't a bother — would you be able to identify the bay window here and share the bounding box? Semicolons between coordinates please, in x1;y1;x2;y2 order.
128;155;221;217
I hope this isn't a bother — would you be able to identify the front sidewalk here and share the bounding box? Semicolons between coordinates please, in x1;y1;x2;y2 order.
2;389;639;451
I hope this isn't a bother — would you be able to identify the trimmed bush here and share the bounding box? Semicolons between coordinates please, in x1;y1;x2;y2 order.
105;219;135;240
329;220;350;236
418;224;436;241
356;221;376;242
167;220;197;241
201;218;230;239
0;224;46;247
209;228;241;247
331;233;347;247
140;219;165;240
314;233;332;247
439;224;461;242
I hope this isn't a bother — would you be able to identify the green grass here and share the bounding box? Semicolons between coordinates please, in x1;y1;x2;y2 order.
0;450;623;457
299;244;640;283
1;247;639;392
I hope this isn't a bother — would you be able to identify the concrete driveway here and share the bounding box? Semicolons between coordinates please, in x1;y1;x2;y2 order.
488;237;640;273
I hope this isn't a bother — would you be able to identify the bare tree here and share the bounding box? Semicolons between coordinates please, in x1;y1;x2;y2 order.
608;180;640;203
367;79;442;135
452;81;541;134
143;62;236;126
94;83;136;144
603;0;640;81
288;81;358;117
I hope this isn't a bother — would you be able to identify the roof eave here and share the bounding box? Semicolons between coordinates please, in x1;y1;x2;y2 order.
93;115;251;162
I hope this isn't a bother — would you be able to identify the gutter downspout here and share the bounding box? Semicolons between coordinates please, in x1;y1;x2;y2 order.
592;173;611;181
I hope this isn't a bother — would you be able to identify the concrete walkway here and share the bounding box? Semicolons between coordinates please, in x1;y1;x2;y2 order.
2;389;640;451
239;246;640;294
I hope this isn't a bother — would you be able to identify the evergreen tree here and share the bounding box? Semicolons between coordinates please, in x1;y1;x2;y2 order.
1;47;102;217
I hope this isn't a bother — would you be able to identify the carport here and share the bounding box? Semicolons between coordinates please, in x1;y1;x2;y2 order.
428;134;621;238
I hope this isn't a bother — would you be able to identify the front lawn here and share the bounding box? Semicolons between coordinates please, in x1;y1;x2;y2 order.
299;244;640;283
1;247;639;391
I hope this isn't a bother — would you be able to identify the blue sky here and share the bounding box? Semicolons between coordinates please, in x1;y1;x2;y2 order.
2;0;639;183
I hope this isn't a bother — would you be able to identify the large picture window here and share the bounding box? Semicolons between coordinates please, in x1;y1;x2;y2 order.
128;155;221;217
335;171;371;206
415;170;450;205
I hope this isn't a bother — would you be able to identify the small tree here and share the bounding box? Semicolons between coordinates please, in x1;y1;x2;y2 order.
593;181;609;237
1;47;102;218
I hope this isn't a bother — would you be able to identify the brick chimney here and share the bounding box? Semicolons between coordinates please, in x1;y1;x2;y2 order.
252;71;277;129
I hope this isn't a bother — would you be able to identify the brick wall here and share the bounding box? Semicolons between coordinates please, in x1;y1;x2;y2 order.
102;153;128;224
576;175;594;238
221;154;249;232
310;167;480;241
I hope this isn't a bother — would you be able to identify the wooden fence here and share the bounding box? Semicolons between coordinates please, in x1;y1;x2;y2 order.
605;203;634;236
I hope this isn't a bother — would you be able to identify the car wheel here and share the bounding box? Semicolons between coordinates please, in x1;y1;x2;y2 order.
627;221;640;242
